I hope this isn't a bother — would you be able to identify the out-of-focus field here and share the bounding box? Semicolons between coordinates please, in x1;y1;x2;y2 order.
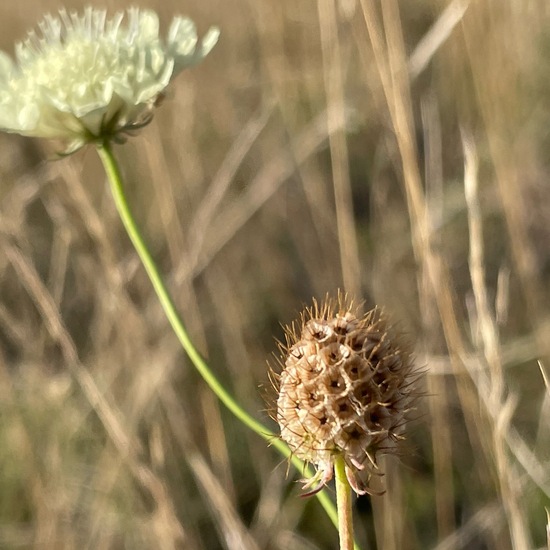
0;0;549;548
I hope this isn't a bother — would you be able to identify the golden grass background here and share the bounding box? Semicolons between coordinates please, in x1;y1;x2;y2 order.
0;0;549;548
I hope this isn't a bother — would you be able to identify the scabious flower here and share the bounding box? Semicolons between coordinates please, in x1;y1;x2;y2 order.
0;7;219;153
275;295;420;496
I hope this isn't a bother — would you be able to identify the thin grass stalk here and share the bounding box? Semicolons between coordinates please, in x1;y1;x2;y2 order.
317;0;362;296
463;133;532;549
460;3;545;331
421;95;456;538
358;1;471;543
358;0;466;356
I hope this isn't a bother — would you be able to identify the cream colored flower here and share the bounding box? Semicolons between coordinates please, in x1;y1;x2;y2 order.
0;7;219;153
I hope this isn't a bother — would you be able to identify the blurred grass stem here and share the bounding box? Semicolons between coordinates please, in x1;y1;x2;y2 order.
96;141;352;545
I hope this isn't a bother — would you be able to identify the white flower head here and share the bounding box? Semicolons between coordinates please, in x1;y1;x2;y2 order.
0;7;219;153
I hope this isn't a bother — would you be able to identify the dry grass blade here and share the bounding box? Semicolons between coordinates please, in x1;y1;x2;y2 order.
463;131;532;549
317;0;361;296
187;102;275;265
408;0;470;79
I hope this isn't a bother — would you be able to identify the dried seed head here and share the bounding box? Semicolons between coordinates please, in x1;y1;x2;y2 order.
274;294;420;496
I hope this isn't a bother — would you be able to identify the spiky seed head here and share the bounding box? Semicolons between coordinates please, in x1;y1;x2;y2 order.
275;294;420;496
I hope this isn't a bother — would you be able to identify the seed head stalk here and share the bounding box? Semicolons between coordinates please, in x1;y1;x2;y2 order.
335;455;355;550
96;141;354;546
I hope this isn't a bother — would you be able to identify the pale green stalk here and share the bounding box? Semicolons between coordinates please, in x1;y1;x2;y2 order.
96;141;356;546
335;455;354;550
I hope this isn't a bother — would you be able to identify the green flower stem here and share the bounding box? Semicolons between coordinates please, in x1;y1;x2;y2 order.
96;142;357;547
335;455;354;550
98;141;266;436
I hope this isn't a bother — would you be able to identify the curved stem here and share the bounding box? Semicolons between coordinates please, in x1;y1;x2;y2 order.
98;141;266;438
96;141;352;545
335;455;354;550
